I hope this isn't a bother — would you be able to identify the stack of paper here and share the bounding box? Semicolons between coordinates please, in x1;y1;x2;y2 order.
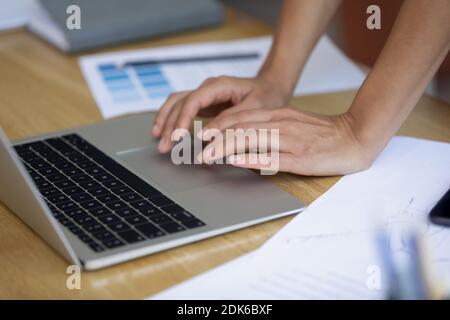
152;137;450;299
79;36;366;118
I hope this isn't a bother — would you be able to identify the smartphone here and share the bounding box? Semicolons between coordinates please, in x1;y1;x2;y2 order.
429;188;450;227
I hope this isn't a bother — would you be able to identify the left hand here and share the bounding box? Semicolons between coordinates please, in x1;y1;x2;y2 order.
197;107;375;176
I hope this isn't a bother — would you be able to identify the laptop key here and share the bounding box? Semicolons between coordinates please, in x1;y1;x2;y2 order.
67;225;85;236
117;229;145;244
84;223;107;234
55;200;78;212
87;242;105;253
110;186;133;196
107;221;131;233
88;186;110;196
47;194;70;204
77;233;95;243
79;199;102;210
70;192;94;203
54;161;76;171
62;186;84;196
54;179;76;189
45;138;76;154
92;230;115;241
73;215;96;226
84;167;107;176
148;214;172;225
124;215;148;226
161;204;184;214
71;174;92;184
129;200;153;210
149;195;174;207
120;193;143;203
22;154;40;163
102;238;125;249
115;207;140;218
98;214;121;225
158;222;186;234
135;223;165;239
62;167;83;176
37;167;58;176
37;180;52;190
64;207;85;218
46;173;66;183
93;173;115;182
96;193;119;204
59;218;75;228
88;206;112;217
66;152;89;163
105;200;128;211
181;218;206;229
168;211;194;221
76;161;97;170
30;160;51;170
102;179;123;189
43;153;65;164
78;180;101;190
138;206;162;217
27;141;50;152
41;187;60;198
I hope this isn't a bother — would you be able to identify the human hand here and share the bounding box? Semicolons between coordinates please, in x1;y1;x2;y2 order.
152;75;290;153
198;107;375;176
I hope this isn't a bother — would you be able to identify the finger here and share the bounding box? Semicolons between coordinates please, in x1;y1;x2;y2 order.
228;152;294;174
200;130;291;163
201;108;275;140
152;91;190;137
158;103;182;153
171;79;247;137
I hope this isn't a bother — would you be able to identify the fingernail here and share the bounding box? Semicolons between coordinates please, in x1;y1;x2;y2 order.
158;138;166;151
152;124;158;135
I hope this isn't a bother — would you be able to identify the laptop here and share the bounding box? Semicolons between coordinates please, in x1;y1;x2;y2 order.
0;112;304;270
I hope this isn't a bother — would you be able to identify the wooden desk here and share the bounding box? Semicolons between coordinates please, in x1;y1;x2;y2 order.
0;8;449;299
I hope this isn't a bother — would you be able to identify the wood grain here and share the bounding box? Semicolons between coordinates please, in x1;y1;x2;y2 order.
0;8;449;299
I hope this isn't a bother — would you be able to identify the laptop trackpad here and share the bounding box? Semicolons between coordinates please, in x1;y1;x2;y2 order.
116;146;250;193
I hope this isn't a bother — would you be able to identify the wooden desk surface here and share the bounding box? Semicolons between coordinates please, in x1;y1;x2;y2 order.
0;8;449;299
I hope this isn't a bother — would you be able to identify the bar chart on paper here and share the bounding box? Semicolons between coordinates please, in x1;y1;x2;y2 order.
98;63;173;104
79;36;366;119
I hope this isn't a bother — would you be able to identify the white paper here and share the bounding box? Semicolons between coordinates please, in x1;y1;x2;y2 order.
79;36;366;119
151;137;450;300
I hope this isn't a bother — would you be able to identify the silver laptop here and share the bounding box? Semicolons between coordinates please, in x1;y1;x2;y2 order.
0;112;304;270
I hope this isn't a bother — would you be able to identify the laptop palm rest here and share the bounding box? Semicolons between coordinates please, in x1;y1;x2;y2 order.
116;146;250;193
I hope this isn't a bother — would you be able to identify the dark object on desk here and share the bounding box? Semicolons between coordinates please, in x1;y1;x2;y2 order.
429;188;450;227
28;0;224;52
121;53;260;68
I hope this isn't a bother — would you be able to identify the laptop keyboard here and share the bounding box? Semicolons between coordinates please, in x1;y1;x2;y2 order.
13;134;205;253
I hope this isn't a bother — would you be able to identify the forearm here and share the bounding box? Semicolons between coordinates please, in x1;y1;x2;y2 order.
349;0;450;154
258;0;342;98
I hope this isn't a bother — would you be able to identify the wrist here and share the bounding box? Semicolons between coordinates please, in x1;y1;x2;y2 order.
345;105;394;161
256;69;295;105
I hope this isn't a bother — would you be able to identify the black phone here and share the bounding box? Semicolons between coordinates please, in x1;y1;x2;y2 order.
429;188;450;227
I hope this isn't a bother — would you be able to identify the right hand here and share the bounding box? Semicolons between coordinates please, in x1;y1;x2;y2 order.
152;75;290;153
